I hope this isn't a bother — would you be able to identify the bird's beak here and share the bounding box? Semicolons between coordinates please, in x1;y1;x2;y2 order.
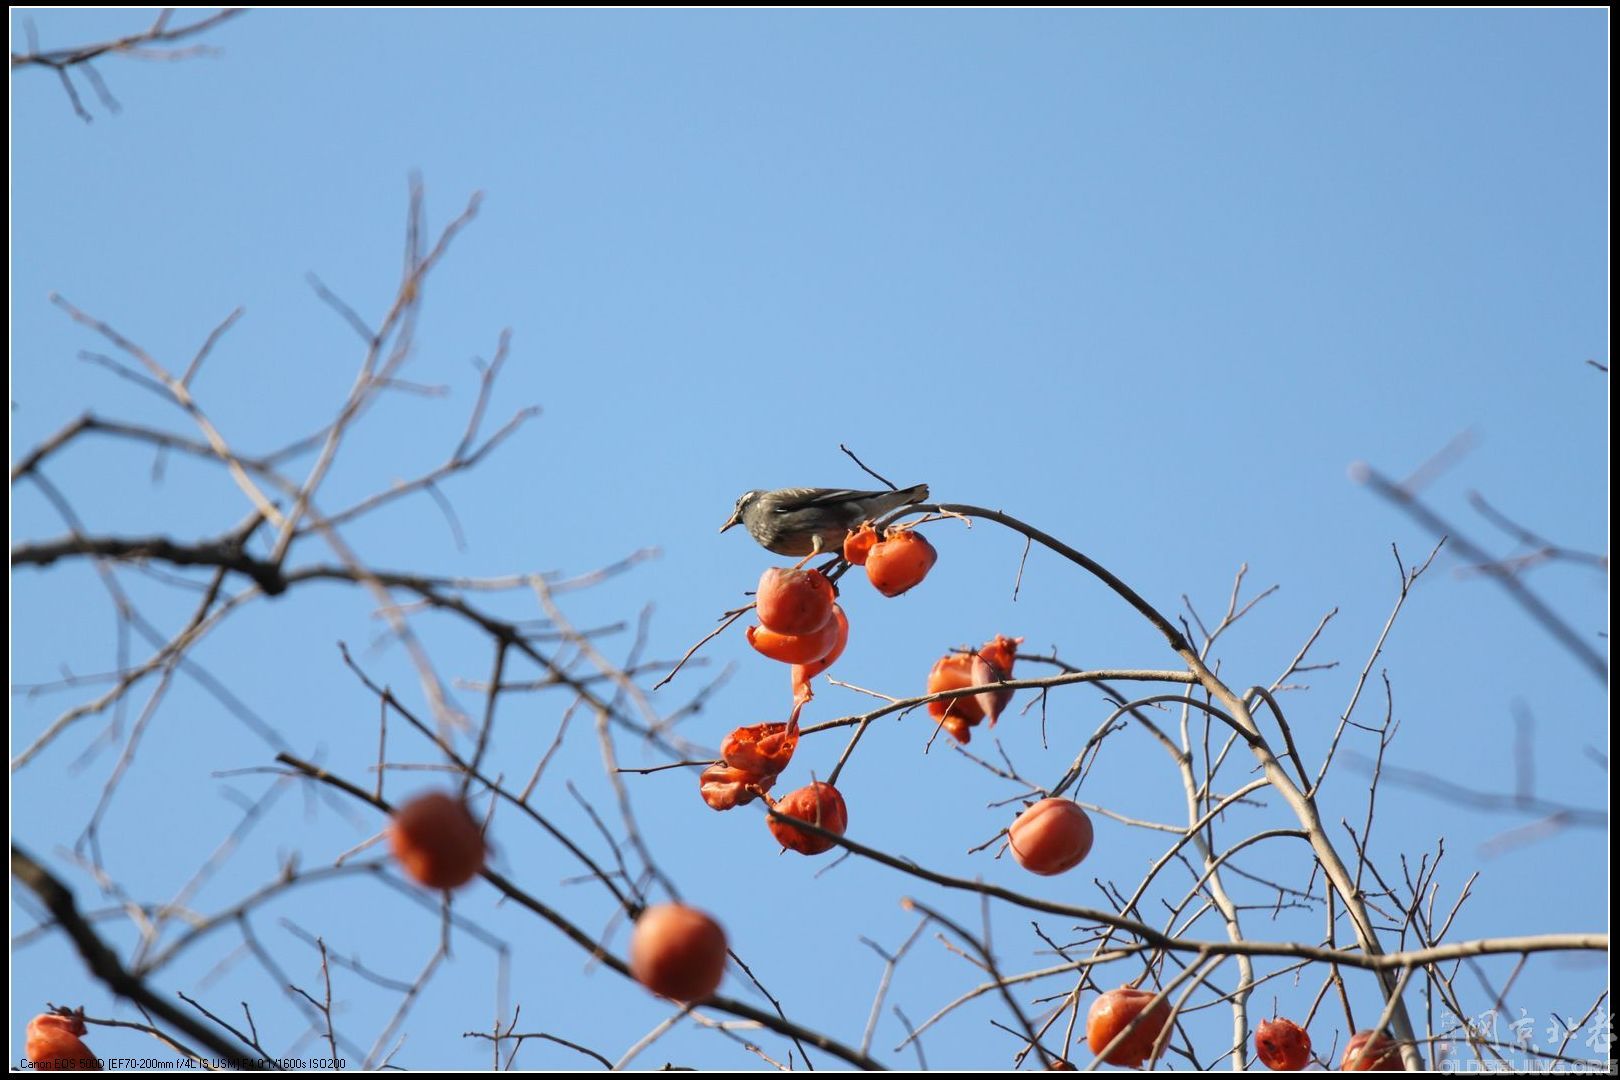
718;511;741;534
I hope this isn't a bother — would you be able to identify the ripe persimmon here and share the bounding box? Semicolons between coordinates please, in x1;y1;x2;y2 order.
927;652;987;728
1008;798;1094;875
746;611;842;664
767;781;848;855
864;528;936;596
755;567;835;636
389;791;486;890
940;715;974;744
721;701;804;778
789;605;849;702
1341;1030;1405;1071
1254;1017;1312;1071
1087;986;1172;1067
26;1010;100;1072
842;522;880;565
630;903;728;1001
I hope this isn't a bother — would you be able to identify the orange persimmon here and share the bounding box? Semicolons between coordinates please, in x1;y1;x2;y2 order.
698;762;775;811
1255;1017;1312;1071
767;781;848;855
389;791;486;890
721;701;804;778
926;652;987;727
1341;1030;1405;1071
843;522;880;565
26;1011;100;1072
1008;798;1094;875
747;609;843;665
864;528;936;596
630;903;728;1001
789;605;850;702
1087;987;1172;1068
755;567;835;636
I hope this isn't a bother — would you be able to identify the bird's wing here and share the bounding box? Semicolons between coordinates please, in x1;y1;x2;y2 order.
766;488;885;513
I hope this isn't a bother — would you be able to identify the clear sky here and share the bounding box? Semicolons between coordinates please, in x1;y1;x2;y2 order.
12;8;1609;1071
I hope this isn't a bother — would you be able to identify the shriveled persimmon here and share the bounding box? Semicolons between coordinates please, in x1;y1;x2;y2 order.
789;605;850;702
1087;986;1172;1068
630;903;728;1002
842;522;880;565
1008;798;1094;875
1254;1017;1312;1071
698;762;775;811
974;634;1023;724
746;608;843;664
755;566;835;635
864;527;936;596
977;633;1022;675
940;715;973;744
26;1010;100;1072
767;781;848;855
970;653;1012;725
389;791;486;890
721;701;804;778
1341;1030;1405;1071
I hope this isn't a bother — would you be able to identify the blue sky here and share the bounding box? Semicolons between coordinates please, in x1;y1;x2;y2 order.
12;9;1608;1071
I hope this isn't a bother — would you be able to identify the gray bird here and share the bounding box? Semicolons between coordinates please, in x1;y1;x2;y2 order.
720;484;931;556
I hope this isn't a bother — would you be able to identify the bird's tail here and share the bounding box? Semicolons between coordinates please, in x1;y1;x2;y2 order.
900;483;930;504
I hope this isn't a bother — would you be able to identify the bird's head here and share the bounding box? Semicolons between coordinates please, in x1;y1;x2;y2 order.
719;490;761;534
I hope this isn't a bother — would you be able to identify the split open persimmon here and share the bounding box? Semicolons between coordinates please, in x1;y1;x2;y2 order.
789;605;850;702
1254;1017;1312;1071
864;528;936;596
747;604;844;665
1087;986;1172;1068
26;1011;100;1072
698;762;775;811
630;903;728;1002
767;781;848;855
842;522;880;565
755;567;835;636
721;701;803;778
1008;798;1094;875
1341;1030;1405;1071
389;791;486;890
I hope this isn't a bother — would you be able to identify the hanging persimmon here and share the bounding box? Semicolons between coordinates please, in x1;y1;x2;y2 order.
388;791;486;890
1340;1030;1405;1071
842;522;880;565
721;701;804;778
926;652;987;729
698;763;775;811
26;1010;100;1072
1086;987;1172;1068
630;903;729;1002
746;608;843;665
789;605;850;702
1008;798;1094;875
864;528;936;597
766;781;848;855
755;567;835;636
1254;1017;1312;1071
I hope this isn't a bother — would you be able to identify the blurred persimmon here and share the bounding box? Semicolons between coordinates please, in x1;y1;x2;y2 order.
389;791;486;890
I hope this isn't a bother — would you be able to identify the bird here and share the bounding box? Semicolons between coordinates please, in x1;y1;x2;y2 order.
720;484;931;557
